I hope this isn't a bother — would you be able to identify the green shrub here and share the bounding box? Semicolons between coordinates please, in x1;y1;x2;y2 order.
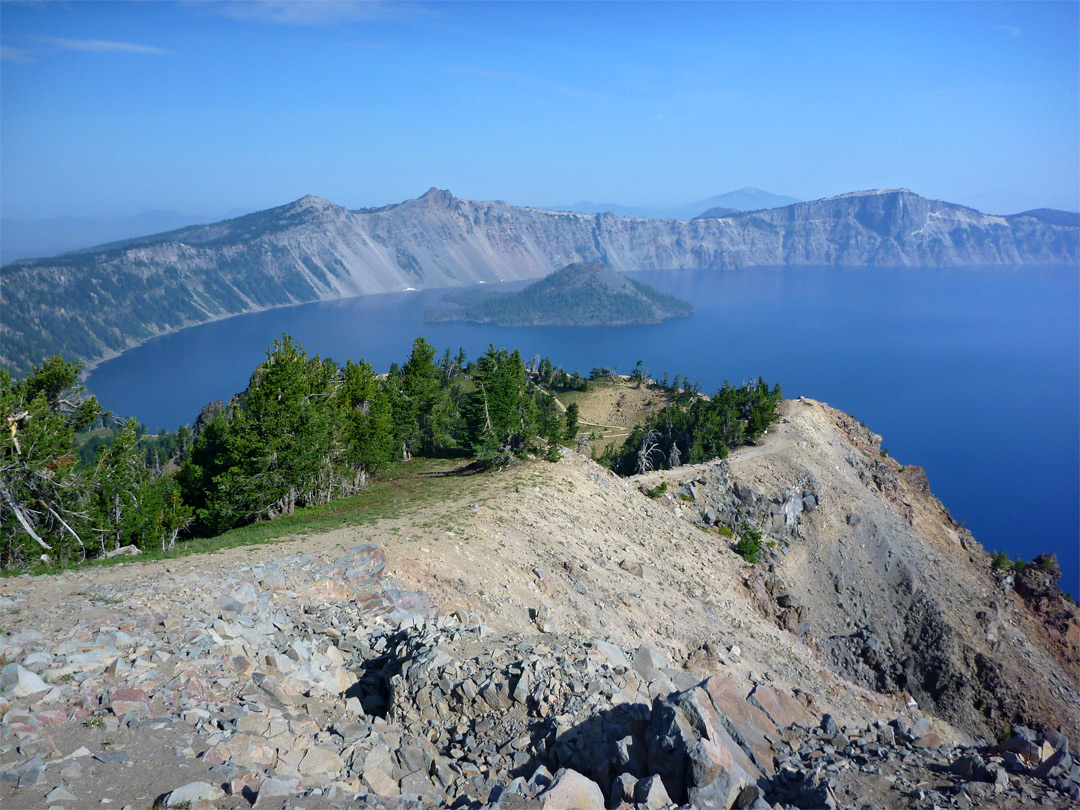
991;550;1011;570
734;521;762;564
1012;557;1029;573
717;525;733;538
643;481;668;499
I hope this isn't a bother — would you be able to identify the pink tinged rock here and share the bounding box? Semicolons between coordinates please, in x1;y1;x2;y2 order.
748;683;812;728
203;746;226;766
700;675;778;773
102;685;151;715
36;710;68;727
688;737;735;787
539;768;606;810
225;772;260;796
686;738;752;810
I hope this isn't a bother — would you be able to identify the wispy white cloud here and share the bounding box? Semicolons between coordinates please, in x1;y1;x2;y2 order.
994;25;1023;38
38;36;169;55
442;66;613;103
207;0;430;26
0;45;37;63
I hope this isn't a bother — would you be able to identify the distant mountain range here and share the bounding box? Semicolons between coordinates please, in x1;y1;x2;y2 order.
0;209;253;265
2;187;1077;375
552;187;802;219
425;262;693;327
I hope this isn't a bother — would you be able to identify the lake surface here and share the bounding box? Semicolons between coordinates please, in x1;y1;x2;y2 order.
86;265;1080;594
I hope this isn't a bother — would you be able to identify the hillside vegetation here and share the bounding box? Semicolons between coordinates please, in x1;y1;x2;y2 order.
1;337;783;573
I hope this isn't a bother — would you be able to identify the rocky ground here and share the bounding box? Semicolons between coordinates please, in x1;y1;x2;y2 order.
2;397;1078;809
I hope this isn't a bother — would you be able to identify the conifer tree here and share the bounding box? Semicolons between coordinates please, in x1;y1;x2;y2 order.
0;357;99;567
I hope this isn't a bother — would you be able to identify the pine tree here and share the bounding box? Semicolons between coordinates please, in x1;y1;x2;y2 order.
465;346;537;463
340;358;395;488
1;357;100;567
91;418;144;554
564;402;580;442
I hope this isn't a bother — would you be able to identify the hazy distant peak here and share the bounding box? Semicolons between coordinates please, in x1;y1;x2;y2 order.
292;194;336;209
827;189;913;200
416;187;456;206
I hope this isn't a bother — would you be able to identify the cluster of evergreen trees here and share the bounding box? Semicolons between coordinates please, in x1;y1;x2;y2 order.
0;357;191;569
0;337;582;569
605;377;783;475
1;335;781;571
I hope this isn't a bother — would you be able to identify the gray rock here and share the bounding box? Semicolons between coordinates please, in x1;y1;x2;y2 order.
534;603;554;633
16;766;44;788
820;714;839;736
634;774;672;808
632;645;667;681
610;773;637;805
539;768;604;810
93;751;130;764
951;754;987;780
593;639;629;669
1;663;49;697
45;784;79;804
163;781;221;806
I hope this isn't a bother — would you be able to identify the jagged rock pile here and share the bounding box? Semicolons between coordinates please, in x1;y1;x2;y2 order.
653;461;820;547
2;536;1078;810
767;716;1079;809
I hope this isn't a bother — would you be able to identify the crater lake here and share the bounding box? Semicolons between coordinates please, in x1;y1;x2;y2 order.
85;265;1080;594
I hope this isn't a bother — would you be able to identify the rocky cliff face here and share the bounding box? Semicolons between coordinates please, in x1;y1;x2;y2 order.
2;188;1077;374
633;399;1080;744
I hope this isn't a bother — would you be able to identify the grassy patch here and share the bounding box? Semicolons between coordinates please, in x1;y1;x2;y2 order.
4;457;471;578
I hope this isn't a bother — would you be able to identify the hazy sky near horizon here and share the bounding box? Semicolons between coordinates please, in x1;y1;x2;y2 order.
2;0;1077;220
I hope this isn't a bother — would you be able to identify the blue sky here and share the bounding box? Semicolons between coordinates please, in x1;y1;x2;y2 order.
1;0;1077;219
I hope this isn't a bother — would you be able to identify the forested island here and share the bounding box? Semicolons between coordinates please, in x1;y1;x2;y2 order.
424;262;693;326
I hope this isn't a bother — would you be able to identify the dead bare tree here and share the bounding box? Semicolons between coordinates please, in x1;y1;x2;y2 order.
636;429;661;475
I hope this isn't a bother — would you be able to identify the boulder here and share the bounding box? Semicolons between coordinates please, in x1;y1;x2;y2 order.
162;781;224;806
748;684;811;729
298;745;343;776
1;663;49;697
253;776;300;808
540;768;605;810
45;784;79;804
701;675;778;772
633;646;668;681
634;774;672;808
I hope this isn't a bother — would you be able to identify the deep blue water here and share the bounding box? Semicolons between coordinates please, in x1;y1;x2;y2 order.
86;266;1080;594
